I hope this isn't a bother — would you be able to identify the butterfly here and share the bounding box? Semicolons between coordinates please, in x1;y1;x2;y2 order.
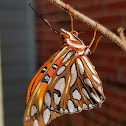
24;3;105;126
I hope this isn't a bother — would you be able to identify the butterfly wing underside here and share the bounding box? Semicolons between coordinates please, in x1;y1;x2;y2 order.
24;46;105;126
24;82;62;126
43;51;105;114
24;47;73;126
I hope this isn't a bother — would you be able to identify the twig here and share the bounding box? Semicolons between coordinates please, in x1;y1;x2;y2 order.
48;0;126;52
117;27;126;45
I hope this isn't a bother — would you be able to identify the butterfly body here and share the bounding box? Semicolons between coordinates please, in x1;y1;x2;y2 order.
24;29;105;126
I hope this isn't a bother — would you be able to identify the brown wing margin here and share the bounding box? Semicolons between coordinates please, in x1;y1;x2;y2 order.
24;82;62;126
26;50;60;104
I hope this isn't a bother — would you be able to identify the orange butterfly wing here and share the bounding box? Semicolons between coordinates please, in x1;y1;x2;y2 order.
26;50;60;104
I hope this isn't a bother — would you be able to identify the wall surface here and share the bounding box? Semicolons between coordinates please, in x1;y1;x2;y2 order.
35;0;126;126
0;0;35;126
0;37;4;126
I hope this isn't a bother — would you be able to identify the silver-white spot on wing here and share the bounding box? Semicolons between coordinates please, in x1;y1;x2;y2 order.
44;75;50;83
33;119;39;126
41;67;47;73
48;77;52;85
45;92;51;107
68;100;77;113
64;109;68;113
82;88;90;99
51;107;54;110
57;66;66;75
70;63;77;87
60;108;63;113
90;92;101;102
72;89;81;100
54;93;60;105
25;117;30;121
62;51;74;63
78;106;82;111
83;104;88;109
77;58;84;75
92;75;100;84
83;56;96;75
89;104;93;109
31;105;37;116
98;86;103;93
52;64;58;69
84;78;93;88
54;78;65;95
43;109;51;125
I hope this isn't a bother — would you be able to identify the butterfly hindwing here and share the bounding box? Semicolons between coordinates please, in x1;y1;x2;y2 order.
75;56;105;109
43;52;105;114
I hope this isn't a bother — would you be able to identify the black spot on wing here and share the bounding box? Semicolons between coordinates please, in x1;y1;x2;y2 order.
41;66;47;73
43;74;50;83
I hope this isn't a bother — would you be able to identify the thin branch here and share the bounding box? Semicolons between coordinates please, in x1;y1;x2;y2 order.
117;27;126;45
48;0;126;52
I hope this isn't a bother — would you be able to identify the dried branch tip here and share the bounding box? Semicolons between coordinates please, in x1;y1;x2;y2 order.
117;27;126;44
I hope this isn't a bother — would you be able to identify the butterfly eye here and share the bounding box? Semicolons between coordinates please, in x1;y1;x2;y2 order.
62;33;70;39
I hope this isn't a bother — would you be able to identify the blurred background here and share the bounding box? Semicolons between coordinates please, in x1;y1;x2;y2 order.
0;0;126;126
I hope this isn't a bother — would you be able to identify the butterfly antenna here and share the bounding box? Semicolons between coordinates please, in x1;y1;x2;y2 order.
88;23;102;54
90;35;102;54
28;2;60;34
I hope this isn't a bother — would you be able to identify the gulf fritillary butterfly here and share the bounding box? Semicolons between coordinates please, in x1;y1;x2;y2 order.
24;2;105;126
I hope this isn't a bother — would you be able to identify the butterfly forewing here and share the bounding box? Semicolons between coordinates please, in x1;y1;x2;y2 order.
26;50;60;105
24;47;72;126
24;81;62;126
43;53;76;112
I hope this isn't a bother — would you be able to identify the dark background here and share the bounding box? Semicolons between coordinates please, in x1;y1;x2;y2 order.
1;0;126;126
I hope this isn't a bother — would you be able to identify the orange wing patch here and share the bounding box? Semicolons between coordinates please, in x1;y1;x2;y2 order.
39;82;48;102
26;51;60;104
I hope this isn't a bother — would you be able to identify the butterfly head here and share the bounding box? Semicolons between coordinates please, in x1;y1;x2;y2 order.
61;29;90;56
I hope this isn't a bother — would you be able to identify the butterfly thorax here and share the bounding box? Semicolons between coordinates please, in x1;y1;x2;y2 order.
61;29;90;56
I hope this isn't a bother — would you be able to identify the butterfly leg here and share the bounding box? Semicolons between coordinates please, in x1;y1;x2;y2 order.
65;4;74;34
87;23;102;54
90;35;102;54
88;23;98;49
